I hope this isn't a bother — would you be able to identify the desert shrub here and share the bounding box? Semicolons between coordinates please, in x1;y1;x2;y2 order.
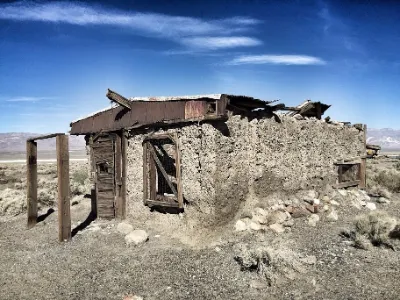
374;169;400;193
352;211;397;249
72;168;88;185
394;161;400;171
368;185;392;199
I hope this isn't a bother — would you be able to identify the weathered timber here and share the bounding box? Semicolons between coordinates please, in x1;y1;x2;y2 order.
143;141;148;204
114;133;122;218
121;130;127;219
91;186;97;218
149;143;157;201
334;180;360;189
174;133;183;209
148;144;178;197
106;89;131;110
27;133;65;142
359;158;366;189
56;135;71;242
145;199;180;208
26;141;37;229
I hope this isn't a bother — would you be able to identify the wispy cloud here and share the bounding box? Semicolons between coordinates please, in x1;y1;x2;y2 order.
181;36;262;50
4;96;57;102
227;55;326;65
0;1;261;49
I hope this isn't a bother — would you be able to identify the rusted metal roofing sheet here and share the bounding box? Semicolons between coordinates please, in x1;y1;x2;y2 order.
70;93;279;135
129;94;222;101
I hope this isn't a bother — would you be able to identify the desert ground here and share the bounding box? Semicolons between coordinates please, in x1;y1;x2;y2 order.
1;155;400;300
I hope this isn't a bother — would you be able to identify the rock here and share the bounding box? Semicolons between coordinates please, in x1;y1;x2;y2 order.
330;200;340;206
323;205;330;211
250;221;262;231
269;223;285;234
283;219;295;227
125;230;149;246
291;206;310;218
326;209;338;222
215;247;221;252
365;202;377;211
338;190;348;197
301;255;317;265
268;210;288;224
235;220;248;232
322;196;330;202
250;279;269;289
308;214;320;227
254;207;268;216
313;199;321;206
377;197;390;204
252;214;267;225
117;222;134;235
293;114;304;120
88;225;101;232
123;296;143;300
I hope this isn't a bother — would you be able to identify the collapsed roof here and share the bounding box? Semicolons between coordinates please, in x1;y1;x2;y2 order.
70;89;331;135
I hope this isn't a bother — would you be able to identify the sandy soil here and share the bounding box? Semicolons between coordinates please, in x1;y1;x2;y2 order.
1;159;400;300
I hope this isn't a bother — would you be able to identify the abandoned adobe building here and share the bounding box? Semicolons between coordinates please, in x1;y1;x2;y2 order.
68;90;367;222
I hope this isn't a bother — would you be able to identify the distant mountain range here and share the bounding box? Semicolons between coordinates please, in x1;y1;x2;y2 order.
0;129;399;152
0;133;86;152
367;128;400;151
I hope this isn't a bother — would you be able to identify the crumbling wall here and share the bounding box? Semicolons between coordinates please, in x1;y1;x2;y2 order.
126;115;365;224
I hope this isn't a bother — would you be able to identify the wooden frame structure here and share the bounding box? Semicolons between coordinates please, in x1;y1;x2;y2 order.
26;133;71;242
142;133;183;209
87;130;127;219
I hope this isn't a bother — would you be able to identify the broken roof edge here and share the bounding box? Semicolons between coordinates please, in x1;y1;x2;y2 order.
70;92;279;125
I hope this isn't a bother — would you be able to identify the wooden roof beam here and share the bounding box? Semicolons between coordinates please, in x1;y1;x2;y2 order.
106;89;131;110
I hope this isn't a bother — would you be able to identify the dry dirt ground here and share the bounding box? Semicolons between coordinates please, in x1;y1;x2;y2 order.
1;158;400;300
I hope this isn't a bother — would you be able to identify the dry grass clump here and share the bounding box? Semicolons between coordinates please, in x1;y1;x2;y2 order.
368;185;392;199
234;243;306;286
0;188;26;216
373;169;400;193
350;211;397;250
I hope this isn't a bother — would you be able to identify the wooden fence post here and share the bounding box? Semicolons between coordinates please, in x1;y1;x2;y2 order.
27;141;37;229
57;135;71;242
114;133;122;218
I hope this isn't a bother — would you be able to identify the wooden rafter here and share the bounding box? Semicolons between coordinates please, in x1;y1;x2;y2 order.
106;89;131;110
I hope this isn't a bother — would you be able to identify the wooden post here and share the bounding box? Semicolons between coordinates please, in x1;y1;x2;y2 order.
143;141;148;204
56;135;71;242
120;130;127;219
315;102;322;120
149;146;157;201
26;141;37;229
359;158;367;189
114;133;122;218
174;133;184;209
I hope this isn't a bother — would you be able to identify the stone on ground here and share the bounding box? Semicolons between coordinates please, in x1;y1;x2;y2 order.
268;210;288;224
250;221;262;231
125;230;149;246
117;222;134;235
326;208;338;222
269;223;285;234
235;219;248;231
308;214;320;227
377;197;390;204
365;202;377;211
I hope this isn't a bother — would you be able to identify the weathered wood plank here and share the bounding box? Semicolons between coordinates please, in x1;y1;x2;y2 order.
174;133;184;209
149;143;157;201
148;144;178;197
27;133;65;142
334;180;360;189
359;158;366;189
120;130;127;219
145;199;179;208
56;135;71;242
26;141;37;229
143;141;148;204
106;89;132;110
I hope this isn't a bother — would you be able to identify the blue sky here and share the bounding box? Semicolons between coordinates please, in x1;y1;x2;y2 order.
0;0;399;133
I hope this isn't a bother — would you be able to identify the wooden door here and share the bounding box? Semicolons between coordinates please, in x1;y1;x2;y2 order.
91;134;116;218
